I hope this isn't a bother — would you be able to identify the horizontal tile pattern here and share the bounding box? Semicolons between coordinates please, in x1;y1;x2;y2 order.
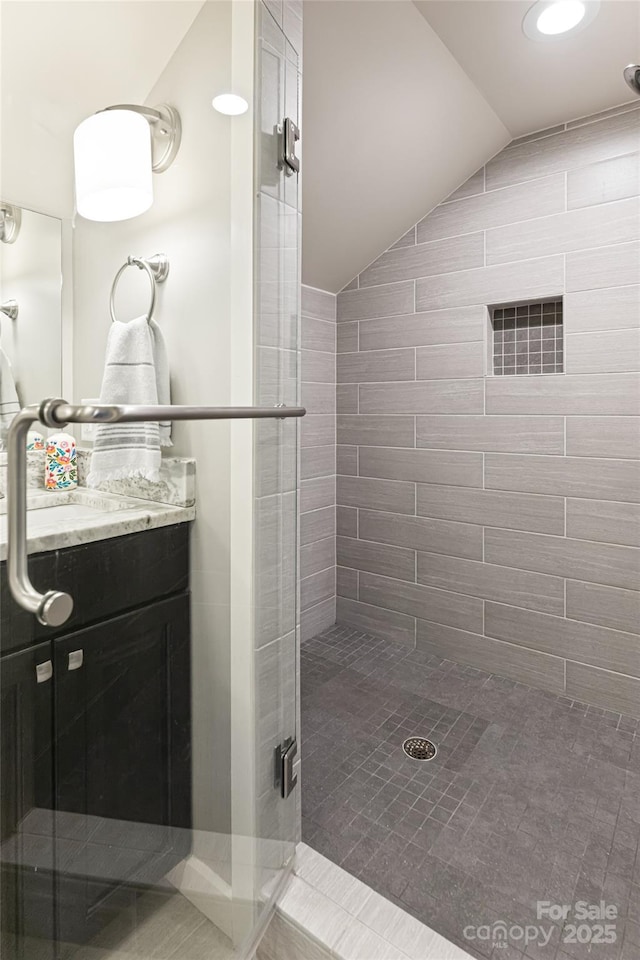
417;174;565;244
416;415;564;454
302;315;336;352
359;306;485;350
418;553;565;615
337;349;415;383
359;509;483;561
359;380;484;414
566;417;640;459
336;566;358;599
565;240;640;291
486;198;640;265
300;477;335;513
564;285;640;334
485;373;640;416
301;537;335;579
301;414;335;448
567;152;640;209
301;507;335;547
416;620;565;692
301;567;335;612
485;108;640;190
416;483;565;535
337;477;415;515
416;256;564;313
337;282;414;322
336;506;357;538
416;342;484;380
336;536;415;581
302;445;335;480
566;498;640;547
301;349;335;383
359;232;483;287
336;445;356;476
484;528;640;591
566;580;640;636
301;283;337;640
566;329;640;374
359;572;483;634
485;453;640;502
485;602;640;678
566;661;640;717
337;322;358;353
336;597;415;645
301;597;336;643
302;285;337;321
358;447;483;487
336;384;357;414
330;113;640;712
303;382;336;414
337;415;414;448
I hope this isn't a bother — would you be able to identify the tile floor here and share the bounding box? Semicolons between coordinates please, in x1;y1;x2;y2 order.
301;625;640;960
60;889;233;960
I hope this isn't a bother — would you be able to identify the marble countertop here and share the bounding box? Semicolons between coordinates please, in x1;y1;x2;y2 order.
0;488;195;560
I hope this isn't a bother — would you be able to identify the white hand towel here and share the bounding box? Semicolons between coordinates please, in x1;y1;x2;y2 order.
0;348;20;451
87;317;162;485
149;318;172;447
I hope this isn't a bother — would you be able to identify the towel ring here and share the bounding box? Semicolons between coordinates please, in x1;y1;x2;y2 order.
110;253;169;324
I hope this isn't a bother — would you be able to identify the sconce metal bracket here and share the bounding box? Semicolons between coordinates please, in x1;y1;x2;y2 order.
101;103;182;173
1;300;19;321
0;203;21;244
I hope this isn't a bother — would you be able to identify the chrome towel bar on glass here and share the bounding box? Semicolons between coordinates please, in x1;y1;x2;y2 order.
110;253;169;324
7;398;305;628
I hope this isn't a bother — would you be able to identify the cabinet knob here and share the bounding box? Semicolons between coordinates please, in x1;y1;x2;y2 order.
36;660;53;683
68;650;84;671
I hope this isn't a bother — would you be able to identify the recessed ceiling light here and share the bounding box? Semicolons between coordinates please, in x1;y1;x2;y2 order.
523;0;600;41
212;93;249;116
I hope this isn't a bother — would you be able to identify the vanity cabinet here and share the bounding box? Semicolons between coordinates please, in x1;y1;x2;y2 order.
0;524;191;956
0;642;56;960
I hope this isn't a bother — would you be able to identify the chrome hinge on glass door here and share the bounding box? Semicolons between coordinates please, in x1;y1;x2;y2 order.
274;737;298;798
279;118;300;176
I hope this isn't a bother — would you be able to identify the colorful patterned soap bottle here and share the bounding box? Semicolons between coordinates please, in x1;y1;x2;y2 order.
45;432;78;490
27;431;45;451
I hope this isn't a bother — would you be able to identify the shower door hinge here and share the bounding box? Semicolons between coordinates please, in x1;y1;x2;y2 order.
274;737;298;799
279;118;300;176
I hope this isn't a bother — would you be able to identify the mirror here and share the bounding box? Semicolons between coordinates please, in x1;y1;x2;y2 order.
0;201;63;436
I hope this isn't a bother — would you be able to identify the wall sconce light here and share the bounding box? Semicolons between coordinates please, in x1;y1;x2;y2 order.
0;300;19;321
73;104;181;222
0;203;21;244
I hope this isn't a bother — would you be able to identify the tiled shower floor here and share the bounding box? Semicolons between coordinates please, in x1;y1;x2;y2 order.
301;625;640;960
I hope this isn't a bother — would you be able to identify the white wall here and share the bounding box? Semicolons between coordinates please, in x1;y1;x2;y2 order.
73;0;239;834
302;0;510;292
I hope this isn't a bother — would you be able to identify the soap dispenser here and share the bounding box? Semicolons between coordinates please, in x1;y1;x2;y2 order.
45;432;78;490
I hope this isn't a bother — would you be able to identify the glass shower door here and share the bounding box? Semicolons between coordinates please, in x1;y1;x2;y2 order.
0;2;301;958
229;2;301;947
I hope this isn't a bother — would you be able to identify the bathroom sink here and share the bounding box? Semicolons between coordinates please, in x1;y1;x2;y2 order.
0;486;195;560
0;489;140;539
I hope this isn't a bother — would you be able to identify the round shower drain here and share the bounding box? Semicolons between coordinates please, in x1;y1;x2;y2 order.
402;737;437;762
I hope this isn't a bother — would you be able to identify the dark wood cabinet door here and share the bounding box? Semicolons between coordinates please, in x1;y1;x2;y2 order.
0;642;56;960
52;594;192;946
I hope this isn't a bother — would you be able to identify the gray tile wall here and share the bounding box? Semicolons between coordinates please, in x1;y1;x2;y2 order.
300;284;337;639
334;104;640;717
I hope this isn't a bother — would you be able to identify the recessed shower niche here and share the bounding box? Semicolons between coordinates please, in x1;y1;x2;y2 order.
490;298;564;376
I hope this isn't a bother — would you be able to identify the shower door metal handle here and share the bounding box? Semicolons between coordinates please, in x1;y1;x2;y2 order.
7;398;305;628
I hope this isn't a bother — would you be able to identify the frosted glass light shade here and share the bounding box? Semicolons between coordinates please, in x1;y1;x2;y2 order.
74;109;153;221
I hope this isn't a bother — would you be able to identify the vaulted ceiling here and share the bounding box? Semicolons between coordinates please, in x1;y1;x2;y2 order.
302;0;639;292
